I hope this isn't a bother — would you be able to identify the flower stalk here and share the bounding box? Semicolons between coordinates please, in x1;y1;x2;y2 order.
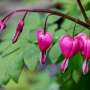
44;13;53;34
1;9;89;29
72;18;79;40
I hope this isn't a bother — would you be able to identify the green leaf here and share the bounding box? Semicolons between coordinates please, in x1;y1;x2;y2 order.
3;67;11;85
25;13;41;26
0;40;12;52
47;24;57;36
43;9;68;24
29;30;38;43
2;40;27;57
72;69;81;83
59;62;72;82
24;44;40;71
49;42;61;64
10;53;24;83
0;48;24;85
54;29;67;41
70;52;83;83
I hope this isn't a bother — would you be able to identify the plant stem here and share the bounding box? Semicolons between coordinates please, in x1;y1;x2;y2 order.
77;0;90;25
72;19;78;40
1;9;89;29
22;11;28;21
44;13;53;34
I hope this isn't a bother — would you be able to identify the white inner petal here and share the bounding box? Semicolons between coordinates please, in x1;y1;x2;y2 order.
63;58;69;73
83;59;86;74
39;52;42;65
12;30;16;39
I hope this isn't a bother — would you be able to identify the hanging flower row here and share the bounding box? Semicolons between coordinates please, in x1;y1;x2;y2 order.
0;0;90;75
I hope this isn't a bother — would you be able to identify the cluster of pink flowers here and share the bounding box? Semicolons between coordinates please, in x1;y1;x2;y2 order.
37;28;90;75
0;10;89;75
60;33;90;75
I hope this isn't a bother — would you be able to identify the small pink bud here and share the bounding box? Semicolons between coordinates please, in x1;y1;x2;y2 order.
0;21;6;32
37;29;52;65
77;33;90;74
59;35;83;73
12;20;24;44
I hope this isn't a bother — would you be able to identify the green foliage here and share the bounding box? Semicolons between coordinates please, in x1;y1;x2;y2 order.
49;42;61;64
0;8;68;85
52;0;90;15
3;70;59;90
24;44;40;71
0;3;90;90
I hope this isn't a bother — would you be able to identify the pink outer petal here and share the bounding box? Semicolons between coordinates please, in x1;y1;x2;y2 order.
82;59;88;75
61;58;69;73
59;35;73;58
37;29;52;51
75;36;84;51
69;37;80;58
86;40;90;59
77;33;87;39
77;33;88;58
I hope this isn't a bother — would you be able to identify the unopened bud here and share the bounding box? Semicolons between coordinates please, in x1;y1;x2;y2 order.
12;20;24;44
0;21;6;32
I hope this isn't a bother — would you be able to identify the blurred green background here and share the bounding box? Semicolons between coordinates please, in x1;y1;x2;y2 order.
0;0;90;90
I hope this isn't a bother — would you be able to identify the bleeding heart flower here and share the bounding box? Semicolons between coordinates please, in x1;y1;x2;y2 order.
12;20;24;44
0;21;6;32
77;33;90;74
59;35;83;73
37;29;52;65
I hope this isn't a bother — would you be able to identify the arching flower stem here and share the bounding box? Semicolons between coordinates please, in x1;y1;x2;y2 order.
22;11;28;21
1;9;89;29
44;13;53;34
72;18;79;40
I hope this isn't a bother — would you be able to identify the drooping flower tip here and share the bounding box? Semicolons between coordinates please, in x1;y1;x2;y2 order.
0;21;6;32
82;59;88;75
40;51;46;65
61;58;69;73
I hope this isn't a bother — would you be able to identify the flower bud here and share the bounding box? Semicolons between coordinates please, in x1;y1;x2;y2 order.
0;21;6;32
37;29;52;65
12;20;24;44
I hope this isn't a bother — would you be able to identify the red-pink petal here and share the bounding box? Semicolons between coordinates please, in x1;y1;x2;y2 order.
61;58;69;73
60;35;73;58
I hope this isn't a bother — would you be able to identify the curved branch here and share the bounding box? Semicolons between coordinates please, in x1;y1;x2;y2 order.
1;9;90;29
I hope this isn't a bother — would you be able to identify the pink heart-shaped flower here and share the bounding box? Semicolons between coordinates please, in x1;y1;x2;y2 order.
77;33;90;74
37;29;52;65
59;34;83;73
